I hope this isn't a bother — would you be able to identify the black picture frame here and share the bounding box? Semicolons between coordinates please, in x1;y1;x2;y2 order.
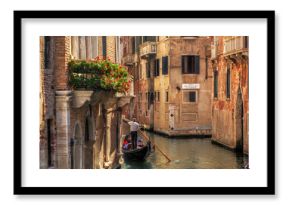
14;10;275;195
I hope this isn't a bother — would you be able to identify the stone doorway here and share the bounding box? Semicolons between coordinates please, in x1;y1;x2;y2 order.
236;87;244;153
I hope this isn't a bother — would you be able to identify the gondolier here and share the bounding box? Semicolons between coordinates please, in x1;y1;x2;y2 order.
127;118;140;149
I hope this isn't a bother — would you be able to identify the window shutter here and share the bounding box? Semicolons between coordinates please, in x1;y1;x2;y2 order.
194;56;200;74
162;56;168;75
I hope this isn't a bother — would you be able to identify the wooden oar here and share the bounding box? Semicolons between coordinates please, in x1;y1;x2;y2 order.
122;118;171;162
138;129;171;162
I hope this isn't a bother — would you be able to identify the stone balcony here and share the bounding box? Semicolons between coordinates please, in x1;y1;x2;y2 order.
72;77;135;109
140;41;156;58
223;36;248;56
122;53;138;66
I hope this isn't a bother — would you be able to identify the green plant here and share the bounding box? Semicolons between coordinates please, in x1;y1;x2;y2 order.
68;57;131;93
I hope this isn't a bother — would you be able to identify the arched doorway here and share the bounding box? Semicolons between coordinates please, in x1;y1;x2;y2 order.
73;123;83;169
84;117;93;169
236;87;244;153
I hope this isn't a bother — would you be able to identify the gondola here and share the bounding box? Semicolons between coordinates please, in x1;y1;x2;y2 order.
122;136;151;161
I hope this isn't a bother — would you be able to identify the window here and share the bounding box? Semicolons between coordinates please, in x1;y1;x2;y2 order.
44;36;51;69
136;36;142;51
165;91;169;102
102;36;107;58
214;70;218;98
157;92;160;102
162;56;168;75
146;62;150;78
147;92;151;110
205;56;208;79
143;36;156;42
85;118;89;142
226;65;231;98
131;37;136;54
155;59;160;77
150;92;154;104
155;91;160;102
182;55;200;74
244;36;249;48
183;91;197;102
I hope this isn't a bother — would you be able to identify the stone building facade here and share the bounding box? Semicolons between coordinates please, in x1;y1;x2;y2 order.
40;36;130;169
122;36;212;136
211;36;249;154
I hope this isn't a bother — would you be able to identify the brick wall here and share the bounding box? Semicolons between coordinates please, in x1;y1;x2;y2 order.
211;36;249;154
54;36;71;90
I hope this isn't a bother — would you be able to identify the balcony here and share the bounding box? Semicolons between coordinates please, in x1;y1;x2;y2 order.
68;60;134;109
140;41;156;58
122;53;138;66
224;36;248;56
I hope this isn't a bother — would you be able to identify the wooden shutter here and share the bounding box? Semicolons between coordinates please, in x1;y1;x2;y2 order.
194;56;200;74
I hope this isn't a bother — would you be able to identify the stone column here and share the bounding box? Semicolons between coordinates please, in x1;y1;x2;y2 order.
104;108;113;168
55;91;72;168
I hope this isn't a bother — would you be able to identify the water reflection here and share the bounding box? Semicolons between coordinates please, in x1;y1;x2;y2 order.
122;131;249;169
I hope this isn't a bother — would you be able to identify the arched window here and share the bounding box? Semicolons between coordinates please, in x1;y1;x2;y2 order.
226;64;231;98
85;118;89;142
214;69;218;98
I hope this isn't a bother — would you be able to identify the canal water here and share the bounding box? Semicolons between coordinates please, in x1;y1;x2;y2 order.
122;131;249;169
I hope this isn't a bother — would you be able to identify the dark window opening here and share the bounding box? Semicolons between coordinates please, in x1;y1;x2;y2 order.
205;56;208;79
214;70;218;98
155;59;160;77
85;118;89;142
162;56;168;75
157;92;160;102
102;36;107;58
44;37;51;69
182;55;200;74
146;62;150;78
166;91;169;102
226;65;231;98
147;92;151;110
183;91;197;102
244;36;249;48
150;92;154;104
131;37;136;54
143;36;156;42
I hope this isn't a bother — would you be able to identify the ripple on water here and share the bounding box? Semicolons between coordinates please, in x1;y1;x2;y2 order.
122;131;249;169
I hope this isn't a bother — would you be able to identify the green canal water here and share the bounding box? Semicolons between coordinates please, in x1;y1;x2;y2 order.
121;131;249;169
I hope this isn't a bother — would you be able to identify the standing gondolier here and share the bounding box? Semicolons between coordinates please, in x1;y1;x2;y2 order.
127;118;140;150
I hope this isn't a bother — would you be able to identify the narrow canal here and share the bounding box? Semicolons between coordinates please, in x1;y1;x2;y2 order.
122;131;249;169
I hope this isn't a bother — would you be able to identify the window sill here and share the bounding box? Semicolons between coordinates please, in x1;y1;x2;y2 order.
181;73;200;75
